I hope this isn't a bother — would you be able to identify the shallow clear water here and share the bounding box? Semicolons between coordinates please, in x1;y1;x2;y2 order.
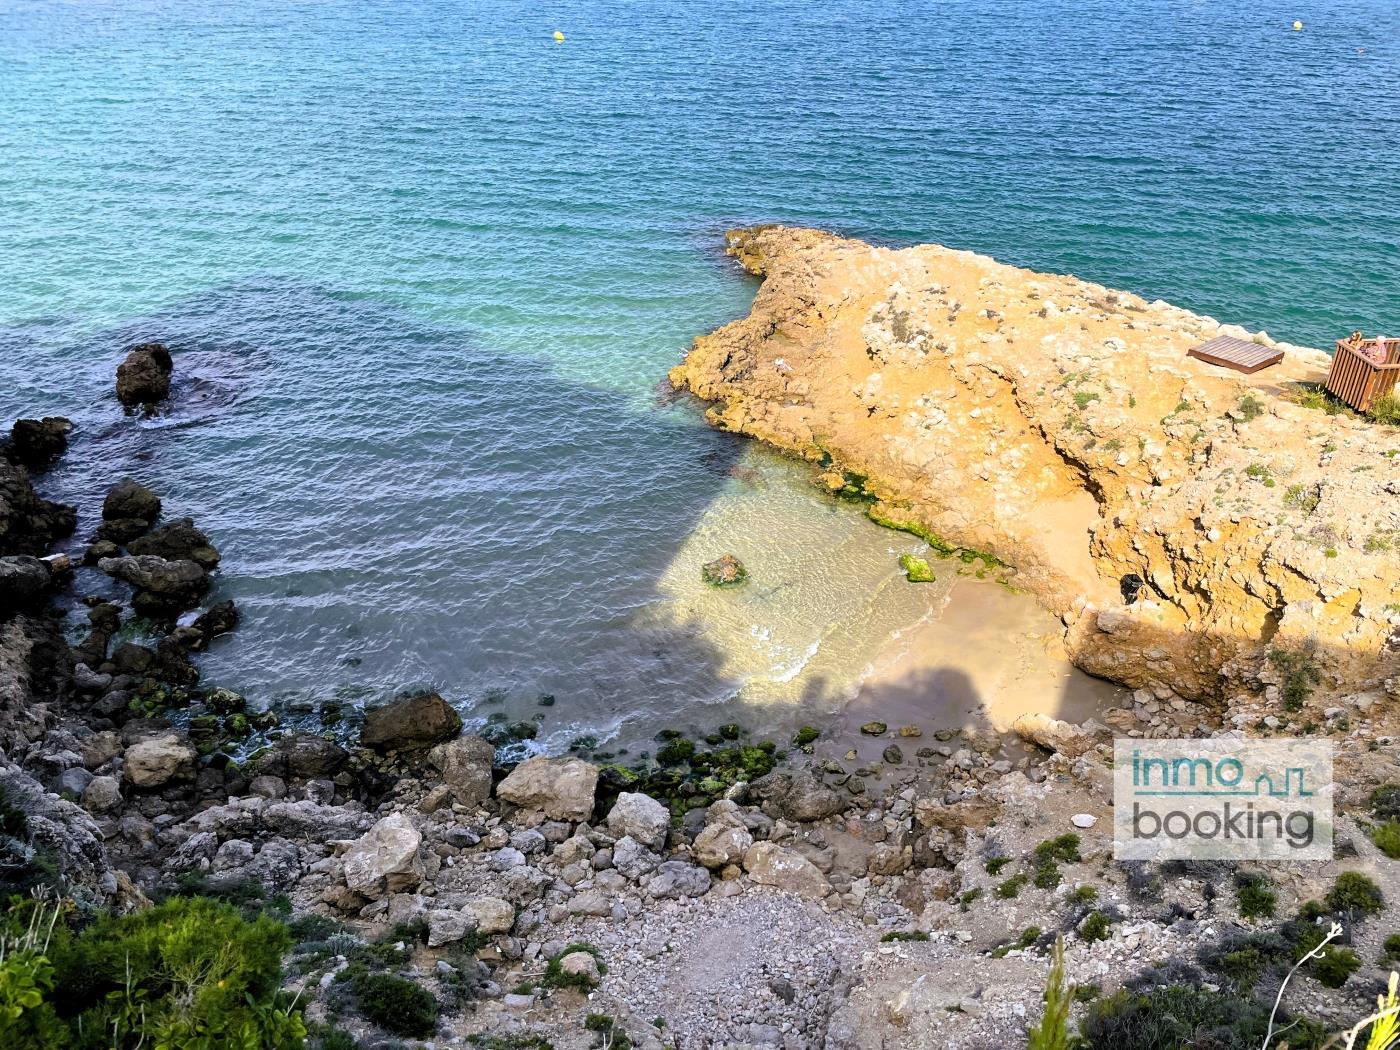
3;0;1398;744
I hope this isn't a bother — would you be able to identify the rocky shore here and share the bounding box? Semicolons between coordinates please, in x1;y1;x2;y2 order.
2;301;1400;1050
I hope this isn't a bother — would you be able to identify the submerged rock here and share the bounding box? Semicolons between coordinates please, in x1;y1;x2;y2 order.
115;342;173;410
360;691;462;751
701;553;749;588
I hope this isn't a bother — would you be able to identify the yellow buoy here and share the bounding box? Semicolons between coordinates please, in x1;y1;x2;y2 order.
553;30;565;43
1292;20;1303;30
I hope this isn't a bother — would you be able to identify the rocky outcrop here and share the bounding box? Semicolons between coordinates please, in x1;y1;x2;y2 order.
496;756;598;822
99;555;209;617
0;460;75;557
4;418;71;471
115;342;173;411
360;691;462;751
671;226;1400;702
128;519;220;569
123;733;197;787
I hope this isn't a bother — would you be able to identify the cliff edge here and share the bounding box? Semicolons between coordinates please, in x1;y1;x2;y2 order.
671;226;1400;706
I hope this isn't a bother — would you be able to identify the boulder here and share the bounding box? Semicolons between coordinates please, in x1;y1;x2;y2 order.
427;735;495;806
605;791;670;850
102;479;161;524
612;835;661;881
496;756;598;822
115;342;173;409
98;555;208;614
427;909;478;948
463;895;515;935
185;600;238;649
123;734;197;788
701;553;748;587
262;800;371;840
128;518;220;569
263;733;349;780
6;418;71;471
742;842;831;898
694;822;753;870
343;812;424;896
645;860;711;899
360;692;462;751
557;951;601;985
1010;712;1094;758
776;772;846;823
0;556;53;612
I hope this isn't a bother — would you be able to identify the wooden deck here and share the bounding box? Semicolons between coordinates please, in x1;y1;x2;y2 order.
1326;336;1400;413
1187;335;1285;374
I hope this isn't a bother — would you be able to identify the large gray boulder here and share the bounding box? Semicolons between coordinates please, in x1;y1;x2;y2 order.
742;842;831;899
123;734;197;787
496;756;597;822
428;735;495;805
360;692;462;751
645;860;711;899
98;555;208;615
605;791;670;850
343;812;424;896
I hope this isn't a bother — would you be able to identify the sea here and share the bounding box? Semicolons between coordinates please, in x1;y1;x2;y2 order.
3;0;1397;751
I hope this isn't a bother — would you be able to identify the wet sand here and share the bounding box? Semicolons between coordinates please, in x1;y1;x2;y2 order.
827;577;1126;765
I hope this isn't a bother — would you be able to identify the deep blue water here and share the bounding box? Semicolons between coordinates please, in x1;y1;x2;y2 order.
2;0;1398;744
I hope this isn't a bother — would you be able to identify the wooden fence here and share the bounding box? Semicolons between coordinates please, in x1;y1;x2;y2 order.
1326;337;1400;413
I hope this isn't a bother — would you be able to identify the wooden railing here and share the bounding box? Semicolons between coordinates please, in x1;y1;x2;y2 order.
1326;337;1400;413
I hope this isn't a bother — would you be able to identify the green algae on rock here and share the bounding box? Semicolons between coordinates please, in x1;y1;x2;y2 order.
700;553;749;588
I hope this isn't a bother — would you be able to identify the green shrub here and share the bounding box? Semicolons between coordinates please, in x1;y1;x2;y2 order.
1068;884;1099;905
1080;984;1323;1050
1033;834;1081;864
792;726;819;747
1372;784;1400;821
1080;911;1112;943
1325;872;1384;917
991;926;1042;959
985;856;1011;875
541;943;606;991
1238;394;1265;421
1236;873;1276;920
1372;392;1400;426
584;1012;633;1049
20;895;304;1050
1314;946;1361;989
1382;933;1400;963
1373;821;1400;859
995;873;1028;899
1033;862;1062;890
1269;648;1320;711
348;970;438;1037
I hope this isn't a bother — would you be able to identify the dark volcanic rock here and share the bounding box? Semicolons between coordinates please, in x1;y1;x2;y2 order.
128;518;220;569
174;600;238;651
360;691;462;751
102;479;161;526
5;417;72;471
115;342;173;410
0;461;76;557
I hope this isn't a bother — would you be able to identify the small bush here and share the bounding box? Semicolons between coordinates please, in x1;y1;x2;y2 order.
348;970;439;1037
1080;911;1112;943
1033;862;1063;890
1382;933;1400;963
992;926;1042;959
1236;873;1276;920
880;930;930;942
1079;984;1321;1050
985;856;1011;875
1372;784;1400;821
1325;872;1384;917
1238;394;1265;421
995;873;1028;899
1269;648;1320;711
1068;884;1099;905
1033;834;1082;864
542;943;606;991
1314;946;1361;989
1373;821;1400;859
585;1012;633;1049
1372;392;1400;426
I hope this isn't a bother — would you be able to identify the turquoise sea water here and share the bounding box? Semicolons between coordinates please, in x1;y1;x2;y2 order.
3;1;1398;746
